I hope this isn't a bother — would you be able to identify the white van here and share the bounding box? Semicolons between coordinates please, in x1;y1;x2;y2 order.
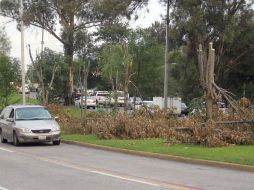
95;91;110;105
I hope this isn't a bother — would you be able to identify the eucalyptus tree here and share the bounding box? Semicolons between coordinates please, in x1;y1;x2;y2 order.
28;47;64;105
165;0;254;81
128;29;165;99
0;56;20;109
0;27;18;108
0;0;148;105
100;43;124;109
0;27;11;55
74;29;94;121
159;0;254;103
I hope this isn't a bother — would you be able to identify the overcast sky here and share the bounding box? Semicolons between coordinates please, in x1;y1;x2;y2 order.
0;0;165;67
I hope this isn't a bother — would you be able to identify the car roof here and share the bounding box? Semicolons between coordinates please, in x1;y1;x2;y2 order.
7;105;44;109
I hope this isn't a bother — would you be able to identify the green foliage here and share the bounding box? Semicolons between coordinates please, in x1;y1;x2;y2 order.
220;18;254;101
99;43;125;88
163;0;254;102
0;27;11;54
27;48;66;100
0;53;19;108
0;0;148;103
129;29;165;99
96;22;130;43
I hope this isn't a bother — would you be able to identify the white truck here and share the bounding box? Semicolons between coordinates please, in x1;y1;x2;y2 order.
152;97;182;114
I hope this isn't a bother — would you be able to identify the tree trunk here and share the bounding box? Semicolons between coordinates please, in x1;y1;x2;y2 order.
45;90;49;106
124;64;129;112
64;43;74;105
123;44;131;112
198;43;216;121
82;61;89;126
63;12;75;106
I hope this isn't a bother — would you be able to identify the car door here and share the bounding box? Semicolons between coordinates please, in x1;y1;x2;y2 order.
0;107;11;140
5;108;15;140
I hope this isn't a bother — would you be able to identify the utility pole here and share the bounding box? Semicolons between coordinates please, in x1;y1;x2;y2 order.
163;0;170;109
20;0;26;104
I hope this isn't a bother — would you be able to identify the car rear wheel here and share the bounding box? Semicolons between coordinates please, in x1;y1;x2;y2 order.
0;129;7;143
13;132;20;146
53;140;61;145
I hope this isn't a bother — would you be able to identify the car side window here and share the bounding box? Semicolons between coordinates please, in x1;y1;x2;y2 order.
9;109;14;119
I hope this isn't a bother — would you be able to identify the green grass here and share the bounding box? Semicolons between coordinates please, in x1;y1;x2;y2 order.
62;134;254;166
9;93;40;105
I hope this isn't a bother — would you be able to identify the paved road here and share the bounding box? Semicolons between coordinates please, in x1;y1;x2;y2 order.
0;143;253;190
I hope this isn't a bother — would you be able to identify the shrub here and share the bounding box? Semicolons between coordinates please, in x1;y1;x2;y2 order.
48;104;254;147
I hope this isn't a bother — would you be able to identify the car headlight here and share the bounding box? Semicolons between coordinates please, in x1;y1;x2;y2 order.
52;125;60;132
16;128;31;133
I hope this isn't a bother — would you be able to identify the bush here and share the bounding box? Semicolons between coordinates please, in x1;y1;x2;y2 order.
48;104;254;147
85;108;179;139
47;104;83;134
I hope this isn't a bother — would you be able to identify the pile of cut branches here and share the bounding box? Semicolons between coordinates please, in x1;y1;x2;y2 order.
47;104;254;147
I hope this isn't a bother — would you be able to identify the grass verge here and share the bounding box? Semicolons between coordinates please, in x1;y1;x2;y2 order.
9;93;39;105
62;134;254;166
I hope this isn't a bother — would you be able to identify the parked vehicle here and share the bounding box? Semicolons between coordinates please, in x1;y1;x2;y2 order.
153;97;182;114
110;91;129;107
0;105;61;146
95;91;110;105
190;101;228;115
129;97;142;110
217;102;228;113
18;86;30;94
74;96;96;109
181;102;189;116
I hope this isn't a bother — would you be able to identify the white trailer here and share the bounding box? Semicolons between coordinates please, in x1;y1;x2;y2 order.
153;97;181;114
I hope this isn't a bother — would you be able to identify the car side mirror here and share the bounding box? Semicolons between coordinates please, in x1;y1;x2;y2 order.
6;118;14;122
54;116;59;121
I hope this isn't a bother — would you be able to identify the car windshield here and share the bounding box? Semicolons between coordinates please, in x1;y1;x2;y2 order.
16;107;52;120
98;94;109;97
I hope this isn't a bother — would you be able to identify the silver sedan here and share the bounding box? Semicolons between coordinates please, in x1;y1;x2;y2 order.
0;105;61;146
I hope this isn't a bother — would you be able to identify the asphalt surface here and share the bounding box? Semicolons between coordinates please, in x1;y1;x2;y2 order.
0;143;254;190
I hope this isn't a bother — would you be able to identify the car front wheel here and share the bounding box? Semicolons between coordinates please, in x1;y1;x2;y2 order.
13;132;20;146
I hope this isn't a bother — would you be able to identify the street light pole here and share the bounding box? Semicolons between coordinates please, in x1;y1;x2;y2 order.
163;0;170;109
20;0;26;104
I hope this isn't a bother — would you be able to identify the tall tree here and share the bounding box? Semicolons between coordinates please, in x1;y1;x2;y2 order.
0;27;11;55
129;29;165;99
74;29;94;122
0;54;19;108
0;0;148;104
27;48;64;105
122;43;133;111
100;43;124;109
161;0;254;104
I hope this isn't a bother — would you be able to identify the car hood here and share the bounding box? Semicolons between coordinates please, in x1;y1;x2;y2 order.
15;120;59;130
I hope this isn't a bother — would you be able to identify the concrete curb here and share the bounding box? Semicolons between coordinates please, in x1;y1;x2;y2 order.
62;140;254;173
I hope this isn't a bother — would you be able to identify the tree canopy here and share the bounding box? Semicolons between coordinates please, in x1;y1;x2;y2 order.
0;0;148;104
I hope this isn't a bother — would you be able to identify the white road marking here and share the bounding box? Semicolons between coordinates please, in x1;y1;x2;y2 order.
0;147;14;153
91;170;161;187
36;157;199;190
0;186;9;190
